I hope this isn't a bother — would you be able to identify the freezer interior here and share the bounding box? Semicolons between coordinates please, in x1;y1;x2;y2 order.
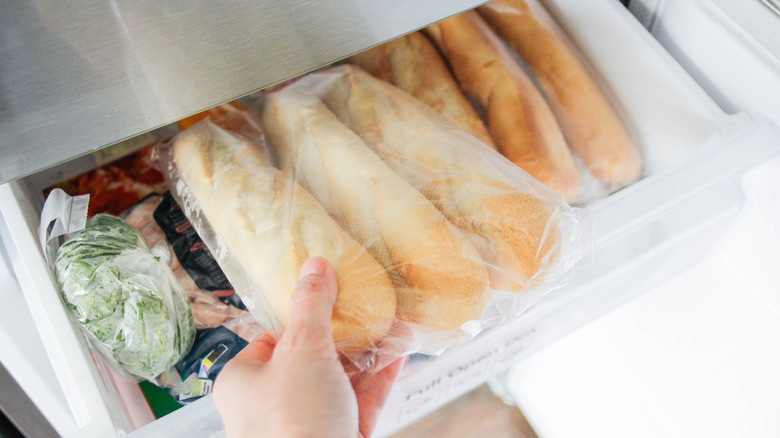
1;0;779;436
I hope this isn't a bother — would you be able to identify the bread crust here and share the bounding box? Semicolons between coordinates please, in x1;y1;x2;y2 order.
348;32;496;149
263;90;490;330
479;0;641;184
314;66;562;291
424;11;580;200
172;119;396;352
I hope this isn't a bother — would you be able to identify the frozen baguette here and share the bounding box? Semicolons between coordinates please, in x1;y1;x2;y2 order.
479;0;640;184
347;32;496;149
263;91;490;330
311;65;562;291
424;11;580;200
171;118;396;352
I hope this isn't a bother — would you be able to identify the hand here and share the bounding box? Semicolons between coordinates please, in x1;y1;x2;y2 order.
214;256;404;438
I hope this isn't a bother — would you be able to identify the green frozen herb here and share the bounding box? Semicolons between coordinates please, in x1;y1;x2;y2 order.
55;214;195;380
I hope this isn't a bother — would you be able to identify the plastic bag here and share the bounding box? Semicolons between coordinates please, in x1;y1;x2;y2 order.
120;194;262;402
476;0;642;202
51;211;196;381
157;66;590;371
152;192;237;305
161;326;248;404
158;111;397;367
122;194;263;341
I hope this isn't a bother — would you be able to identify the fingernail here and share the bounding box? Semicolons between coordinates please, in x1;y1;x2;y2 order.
298;257;326;280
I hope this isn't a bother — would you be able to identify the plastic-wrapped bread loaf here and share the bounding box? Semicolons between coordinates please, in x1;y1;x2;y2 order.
306;65;566;292
170;118;396;353
424;11;580;200
479;0;640;184
347;32;496;149
263;89;490;331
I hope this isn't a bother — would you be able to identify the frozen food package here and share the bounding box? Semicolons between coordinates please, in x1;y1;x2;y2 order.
478;0;642;198
158;75;590;370
164;326;249;404
44;145;168;217
150;192;241;307
47;209;196;381
122;194;262;341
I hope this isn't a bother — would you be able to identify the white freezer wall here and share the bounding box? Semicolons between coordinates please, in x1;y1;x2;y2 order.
629;0;780;122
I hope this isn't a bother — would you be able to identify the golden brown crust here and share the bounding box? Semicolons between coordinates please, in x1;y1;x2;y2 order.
424;11;580;200
172;117;396;352
263;91;490;330
479;0;641;184
315;66;562;291
348;32;496;149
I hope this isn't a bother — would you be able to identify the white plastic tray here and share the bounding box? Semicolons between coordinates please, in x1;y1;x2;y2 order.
0;215;72;436
0;0;779;436
502;159;780;438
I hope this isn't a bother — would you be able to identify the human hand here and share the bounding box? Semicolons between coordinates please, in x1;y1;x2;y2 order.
214;256;404;438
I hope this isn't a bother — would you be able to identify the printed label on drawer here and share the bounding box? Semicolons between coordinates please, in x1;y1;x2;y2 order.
444;348;500;399
497;329;537;365
399;376;445;423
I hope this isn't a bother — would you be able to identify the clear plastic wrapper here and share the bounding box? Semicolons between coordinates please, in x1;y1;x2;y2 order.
477;0;643;202
43;203;196;381
345;31;497;150
157;67;591;371
423;10;582;201
340;3;643;204
159;110;398;369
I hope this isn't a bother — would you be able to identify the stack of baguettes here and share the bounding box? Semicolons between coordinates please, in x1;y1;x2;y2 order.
347;0;642;201
166;65;575;356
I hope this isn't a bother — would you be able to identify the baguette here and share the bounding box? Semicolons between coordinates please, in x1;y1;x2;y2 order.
263;90;490;331
348;32;496;149
311;65;562;291
171;118;396;352
479;0;640;184
424;11;580;200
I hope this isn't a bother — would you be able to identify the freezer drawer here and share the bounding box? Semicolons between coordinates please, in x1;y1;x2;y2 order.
501;159;780;438
1;0;779;436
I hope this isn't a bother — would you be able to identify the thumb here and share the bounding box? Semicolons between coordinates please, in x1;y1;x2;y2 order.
280;256;338;351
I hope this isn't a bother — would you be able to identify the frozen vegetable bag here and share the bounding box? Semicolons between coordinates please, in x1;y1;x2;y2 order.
39;190;195;381
158;67;590;370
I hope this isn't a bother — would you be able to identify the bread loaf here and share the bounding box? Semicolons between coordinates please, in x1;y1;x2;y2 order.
347;32;496;149
310;65;562;291
263;90;490;331
171;117;396;352
424;11;580;200
479;0;640;184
